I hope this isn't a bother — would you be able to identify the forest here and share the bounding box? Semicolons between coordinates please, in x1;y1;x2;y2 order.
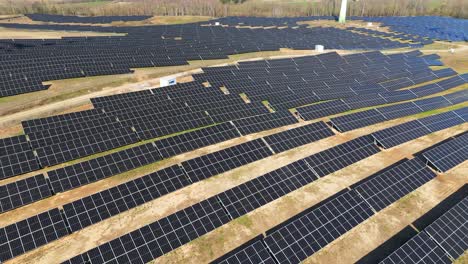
0;0;467;19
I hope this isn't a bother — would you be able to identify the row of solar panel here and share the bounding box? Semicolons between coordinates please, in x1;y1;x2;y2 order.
2;109;464;262
297;74;467;121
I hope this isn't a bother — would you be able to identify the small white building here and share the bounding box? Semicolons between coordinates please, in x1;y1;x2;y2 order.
160;76;177;87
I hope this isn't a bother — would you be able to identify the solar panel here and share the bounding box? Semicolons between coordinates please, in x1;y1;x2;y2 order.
372;120;431;149
211;236;275;264
0;209;69;262
0;135;31;155
155;123;241;158
67;197;231;263
342;94;387;109
424;197;468;260
63;165;190;232
377;102;421;120
444;89;468;105
181;139;273;183
36;127;139;167
417;111;465;132
422;133;468;172
379;232;451;264
0;149;41;180
135;111;214;140
0;174;52;214
232;111;298;135
296;100;351;121
304;136;380;177
263;121;334;153
330;109;388;132
354;158;436;211
263;190;374;264
48;142;161;193
218;159;317;219
413;96;452;112
453;107;468;121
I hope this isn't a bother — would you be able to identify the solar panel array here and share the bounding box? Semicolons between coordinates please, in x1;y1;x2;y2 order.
263;121;334;153
299;74;466;123
181;139;273;182
64;197;231;264
47;142;162;193
25;14;152;23
63;165;190;232
211;236;276;264
0;19;420;97
0;48;466;263
379;197;468;263
0;135;40;180
422;133;468;172
155;123;241;158
0;209;69;262
0;174;51;214
372;109;466;148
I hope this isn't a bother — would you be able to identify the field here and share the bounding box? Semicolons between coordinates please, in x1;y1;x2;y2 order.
0;13;466;264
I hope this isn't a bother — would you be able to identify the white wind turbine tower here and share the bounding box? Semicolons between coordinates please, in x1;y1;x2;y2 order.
338;0;348;23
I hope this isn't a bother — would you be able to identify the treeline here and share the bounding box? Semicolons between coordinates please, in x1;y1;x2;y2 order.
1;0;467;18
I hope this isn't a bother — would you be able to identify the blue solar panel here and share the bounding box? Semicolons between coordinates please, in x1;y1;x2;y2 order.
378;102;421;119
422;133;468;172
417;111;465;132
453;107;468;121
413;96;452;111
330;109;387;132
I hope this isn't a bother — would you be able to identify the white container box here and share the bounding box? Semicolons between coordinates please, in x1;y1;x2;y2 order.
315;45;324;52
160;76;177;87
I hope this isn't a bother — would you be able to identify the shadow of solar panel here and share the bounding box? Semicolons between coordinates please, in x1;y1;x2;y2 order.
263;190;374;264
422;133;468;172
48;142;161;193
418;111;465;132
424;197;467;260
211;236;275;264
67;197;230;264
155;123;240;158
379;232;451;264
371;120;431;149
354;158;436;211
263;121;334;153
330;109;388;132
304;136;380;177
0;174;52;214
218;159;317;219
297;100;351;121
232;111;298;135
378;102;421;119
181;139;272;183
0;209;69;262
444;89;468;105
63;165;190;232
